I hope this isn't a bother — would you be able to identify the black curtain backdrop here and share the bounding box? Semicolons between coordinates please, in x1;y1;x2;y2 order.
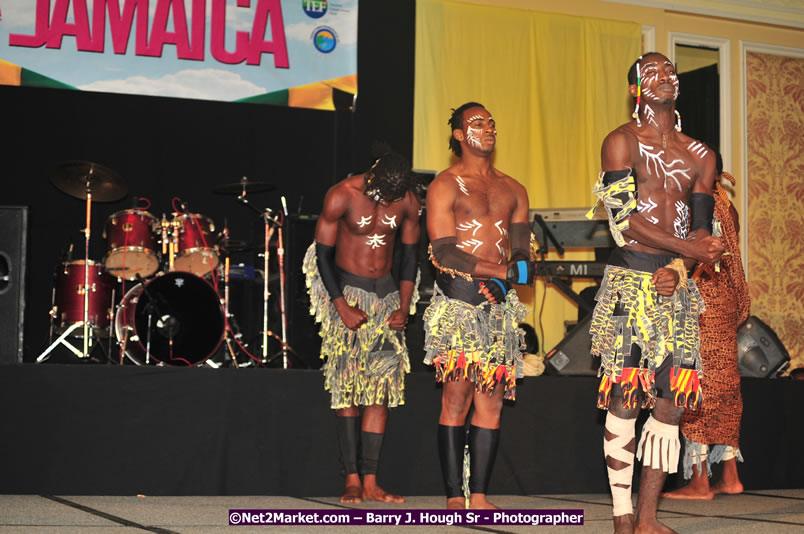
1;1;415;364
1;367;802;496
677;63;720;154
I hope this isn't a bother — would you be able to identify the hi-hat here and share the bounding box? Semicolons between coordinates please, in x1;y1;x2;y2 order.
213;178;276;195
49;161;127;202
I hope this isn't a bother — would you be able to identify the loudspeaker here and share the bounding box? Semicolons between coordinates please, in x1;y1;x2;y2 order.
737;315;790;378
544;315;597;376
0;206;28;364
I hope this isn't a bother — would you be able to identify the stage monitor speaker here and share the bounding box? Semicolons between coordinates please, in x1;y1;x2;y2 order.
737;315;790;378
544;315;597;376
0;206;28;364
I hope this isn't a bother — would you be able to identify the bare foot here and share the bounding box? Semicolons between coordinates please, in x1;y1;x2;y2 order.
661;484;714;500
340;474;362;504
634;517;678;533
613;513;635;534
446;497;465;509
362;475;405;503
711;479;743;495
662;464;713;500
468;493;499;510
341;485;363;503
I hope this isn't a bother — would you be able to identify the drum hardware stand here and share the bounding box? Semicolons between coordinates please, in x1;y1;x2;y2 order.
235;179;294;368
36;174;97;363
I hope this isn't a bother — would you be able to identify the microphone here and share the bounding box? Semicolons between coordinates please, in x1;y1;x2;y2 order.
66;243;74;263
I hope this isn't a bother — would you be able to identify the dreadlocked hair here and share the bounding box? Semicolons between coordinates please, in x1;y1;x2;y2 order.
448;101;484;157
364;142;417;203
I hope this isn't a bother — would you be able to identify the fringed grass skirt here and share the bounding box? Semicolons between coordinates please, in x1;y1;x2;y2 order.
422;283;527;401
303;244;416;410
591;264;705;410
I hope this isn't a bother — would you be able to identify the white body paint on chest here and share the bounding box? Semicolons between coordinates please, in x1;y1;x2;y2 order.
687;141;708;159
366;234;387;249
638;197;659;225
456;176;469;196
381;214;397;228
456;219;483;235
638;142;691;191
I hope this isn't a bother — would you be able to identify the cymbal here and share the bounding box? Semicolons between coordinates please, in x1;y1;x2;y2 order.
49;161;127;202
213;180;276;195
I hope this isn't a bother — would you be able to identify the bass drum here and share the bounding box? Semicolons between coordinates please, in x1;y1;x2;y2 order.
115;271;224;366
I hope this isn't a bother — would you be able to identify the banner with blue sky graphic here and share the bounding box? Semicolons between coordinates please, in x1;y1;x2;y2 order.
0;0;357;109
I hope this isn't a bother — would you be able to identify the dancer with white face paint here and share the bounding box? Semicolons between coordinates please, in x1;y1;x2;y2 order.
424;102;533;510
589;52;725;534
303;146;423;504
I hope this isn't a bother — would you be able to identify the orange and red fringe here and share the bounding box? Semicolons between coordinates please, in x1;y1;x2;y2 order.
670;367;702;410
597;367;655;409
433;350;516;401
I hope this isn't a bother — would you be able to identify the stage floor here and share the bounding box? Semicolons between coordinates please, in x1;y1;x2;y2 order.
2;491;803;533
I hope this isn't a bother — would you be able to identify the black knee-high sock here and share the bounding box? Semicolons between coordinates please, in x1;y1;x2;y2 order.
360;431;384;475
438;424;466;498
336;415;360;476
468;425;500;495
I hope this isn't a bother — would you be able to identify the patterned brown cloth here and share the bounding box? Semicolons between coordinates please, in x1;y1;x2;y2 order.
680;174;751;448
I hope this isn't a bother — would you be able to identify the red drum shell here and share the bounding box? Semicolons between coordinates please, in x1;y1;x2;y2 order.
54;260;115;334
103;209;160;280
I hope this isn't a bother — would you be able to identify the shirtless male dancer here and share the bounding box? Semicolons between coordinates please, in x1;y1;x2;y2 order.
303;149;422;503
424;102;533;509
589;53;724;533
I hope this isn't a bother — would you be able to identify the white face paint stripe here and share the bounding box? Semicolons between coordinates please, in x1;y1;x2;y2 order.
465;114;484;123
357;215;372;227
466;126;483;149
366;234;387;249
381;214;398;229
456;176;469;196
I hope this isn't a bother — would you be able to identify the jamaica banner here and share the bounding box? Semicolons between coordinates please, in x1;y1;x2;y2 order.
0;0;357;110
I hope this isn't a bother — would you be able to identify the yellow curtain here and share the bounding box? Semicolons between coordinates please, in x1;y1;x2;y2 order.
414;0;641;353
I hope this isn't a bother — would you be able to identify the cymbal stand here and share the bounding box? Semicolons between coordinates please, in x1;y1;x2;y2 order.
36;175;97;362
277;196;291;366
235;186;288;367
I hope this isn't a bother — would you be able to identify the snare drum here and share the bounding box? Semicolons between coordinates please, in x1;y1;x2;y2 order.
172;213;219;276
103;209;160;280
115;271;224;366
53;260;115;335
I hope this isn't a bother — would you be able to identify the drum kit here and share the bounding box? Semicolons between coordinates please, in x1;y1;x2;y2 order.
36;161;296;368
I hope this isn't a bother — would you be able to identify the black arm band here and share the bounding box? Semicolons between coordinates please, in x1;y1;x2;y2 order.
689;193;715;233
509;222;531;262
398;243;418;283
430;236;480;276
315;242;343;299
602;168;634;186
